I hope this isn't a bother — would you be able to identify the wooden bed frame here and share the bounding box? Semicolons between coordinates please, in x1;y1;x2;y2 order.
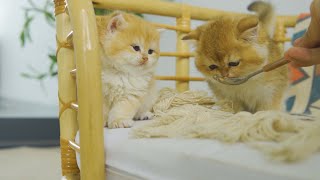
53;0;297;179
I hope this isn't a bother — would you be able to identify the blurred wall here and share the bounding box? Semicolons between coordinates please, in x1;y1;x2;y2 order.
0;0;312;106
0;0;57;106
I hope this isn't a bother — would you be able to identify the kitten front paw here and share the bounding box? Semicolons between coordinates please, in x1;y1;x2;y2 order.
134;111;154;120
108;119;134;129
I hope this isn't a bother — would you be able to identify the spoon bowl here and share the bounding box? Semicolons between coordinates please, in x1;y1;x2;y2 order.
213;75;249;85
212;58;289;85
213;69;263;85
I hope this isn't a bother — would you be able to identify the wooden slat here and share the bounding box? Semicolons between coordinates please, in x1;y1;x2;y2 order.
151;22;190;32
69;140;81;153
175;9;191;92
67;0;105;179
160;52;195;57
274;37;292;43
92;0;297;27
93;0;236;21
156;76;205;81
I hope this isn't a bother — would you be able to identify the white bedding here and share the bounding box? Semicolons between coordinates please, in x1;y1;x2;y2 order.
76;121;320;180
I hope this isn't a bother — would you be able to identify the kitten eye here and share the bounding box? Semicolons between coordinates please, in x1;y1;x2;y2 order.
209;64;218;70
131;45;140;51
148;49;154;55
228;61;240;67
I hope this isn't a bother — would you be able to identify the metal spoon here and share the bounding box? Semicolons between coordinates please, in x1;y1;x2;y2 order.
213;57;290;85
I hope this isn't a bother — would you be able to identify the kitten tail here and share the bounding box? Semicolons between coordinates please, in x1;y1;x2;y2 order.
248;1;276;38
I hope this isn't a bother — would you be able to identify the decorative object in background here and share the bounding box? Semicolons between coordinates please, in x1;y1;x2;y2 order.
286;14;320;116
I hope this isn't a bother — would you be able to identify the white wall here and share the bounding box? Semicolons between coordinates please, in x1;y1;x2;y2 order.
0;0;57;106
0;0;312;107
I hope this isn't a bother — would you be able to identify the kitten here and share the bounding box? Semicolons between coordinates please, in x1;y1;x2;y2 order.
183;1;288;113
97;12;160;128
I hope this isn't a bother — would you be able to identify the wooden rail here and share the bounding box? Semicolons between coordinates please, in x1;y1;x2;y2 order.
156;76;205;81
160;52;195;57
92;0;297;27
55;0;79;178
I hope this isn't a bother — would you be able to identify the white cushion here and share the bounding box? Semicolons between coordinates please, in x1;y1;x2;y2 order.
76;121;320;180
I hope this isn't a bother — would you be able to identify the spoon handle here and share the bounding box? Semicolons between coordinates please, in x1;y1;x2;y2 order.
262;58;290;72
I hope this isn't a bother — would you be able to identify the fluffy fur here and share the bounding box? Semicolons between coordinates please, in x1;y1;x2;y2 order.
97;12;160;128
183;1;288;113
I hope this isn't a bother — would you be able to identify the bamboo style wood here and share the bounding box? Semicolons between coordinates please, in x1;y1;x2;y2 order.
92;0;297;27
70;103;79;111
274;37;291;43
151;22;190;32
274;19;287;51
175;5;191;92
55;1;80;178
160;52;195;57
54;0;67;16
60;139;80;179
66;0;105;179
69;140;81;152
156;76;205;81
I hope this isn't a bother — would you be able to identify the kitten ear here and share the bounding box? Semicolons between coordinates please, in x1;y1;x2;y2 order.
107;13;128;33
182;30;200;40
237;16;259;42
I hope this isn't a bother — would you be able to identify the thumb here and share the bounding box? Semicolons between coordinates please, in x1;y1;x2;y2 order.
285;47;320;67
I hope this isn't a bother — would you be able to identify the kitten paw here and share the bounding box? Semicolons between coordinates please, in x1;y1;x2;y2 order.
134;111;154;120
108;119;134;129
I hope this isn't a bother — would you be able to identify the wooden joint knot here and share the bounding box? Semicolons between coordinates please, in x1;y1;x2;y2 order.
56;31;74;57
58;92;77;118
60;138;80;176
53;0;68;16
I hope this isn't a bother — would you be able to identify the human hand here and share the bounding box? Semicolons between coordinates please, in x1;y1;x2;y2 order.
284;0;320;67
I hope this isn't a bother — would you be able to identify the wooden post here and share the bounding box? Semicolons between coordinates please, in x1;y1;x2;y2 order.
274;19;287;52
54;0;80;179
176;4;191;92
66;0;105;179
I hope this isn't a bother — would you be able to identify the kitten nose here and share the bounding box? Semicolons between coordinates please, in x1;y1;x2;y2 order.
221;71;229;77
142;56;148;62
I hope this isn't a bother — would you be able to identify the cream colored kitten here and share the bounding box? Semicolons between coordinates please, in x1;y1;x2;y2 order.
183;1;288;113
97;12;160;128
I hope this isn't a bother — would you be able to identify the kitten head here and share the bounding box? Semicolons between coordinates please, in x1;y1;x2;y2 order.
98;12;160;74
183;15;269;79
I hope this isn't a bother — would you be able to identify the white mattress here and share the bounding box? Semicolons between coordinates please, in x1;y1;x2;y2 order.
76;121;320;180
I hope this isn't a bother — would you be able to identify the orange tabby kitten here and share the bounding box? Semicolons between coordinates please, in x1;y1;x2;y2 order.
97;12;160;128
183;1;288;113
